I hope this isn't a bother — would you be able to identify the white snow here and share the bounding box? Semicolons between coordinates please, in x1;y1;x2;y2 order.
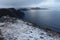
0;16;60;40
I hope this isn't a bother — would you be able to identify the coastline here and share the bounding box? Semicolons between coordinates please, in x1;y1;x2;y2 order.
0;16;60;40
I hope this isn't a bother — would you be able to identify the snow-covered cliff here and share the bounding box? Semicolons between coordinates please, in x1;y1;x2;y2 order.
0;16;60;40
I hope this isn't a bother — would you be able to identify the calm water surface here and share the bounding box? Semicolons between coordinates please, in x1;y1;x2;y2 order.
23;9;60;32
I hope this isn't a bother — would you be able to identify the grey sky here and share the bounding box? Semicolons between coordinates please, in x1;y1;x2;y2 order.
0;0;60;8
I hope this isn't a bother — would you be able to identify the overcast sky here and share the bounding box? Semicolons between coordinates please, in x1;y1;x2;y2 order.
0;0;60;8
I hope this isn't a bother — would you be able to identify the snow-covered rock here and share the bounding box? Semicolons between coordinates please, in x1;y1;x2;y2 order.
0;16;60;40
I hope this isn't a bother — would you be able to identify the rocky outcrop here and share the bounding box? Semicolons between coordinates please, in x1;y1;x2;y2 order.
0;8;25;19
16;9;25;19
0;16;60;40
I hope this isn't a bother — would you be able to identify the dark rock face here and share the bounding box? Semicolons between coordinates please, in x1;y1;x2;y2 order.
16;9;25;19
0;8;25;19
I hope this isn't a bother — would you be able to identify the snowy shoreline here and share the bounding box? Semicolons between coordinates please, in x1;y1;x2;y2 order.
0;16;60;40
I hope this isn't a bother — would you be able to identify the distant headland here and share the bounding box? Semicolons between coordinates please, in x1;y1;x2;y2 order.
18;7;48;11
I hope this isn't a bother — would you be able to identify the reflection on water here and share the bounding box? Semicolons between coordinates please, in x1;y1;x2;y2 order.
24;9;60;32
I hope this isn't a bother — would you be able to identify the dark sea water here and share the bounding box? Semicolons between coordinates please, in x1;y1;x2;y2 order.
23;9;60;32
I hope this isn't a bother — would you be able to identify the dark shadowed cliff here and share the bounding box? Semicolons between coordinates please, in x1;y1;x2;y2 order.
0;8;25;19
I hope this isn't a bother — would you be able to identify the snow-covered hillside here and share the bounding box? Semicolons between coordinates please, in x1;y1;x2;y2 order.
0;16;60;40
